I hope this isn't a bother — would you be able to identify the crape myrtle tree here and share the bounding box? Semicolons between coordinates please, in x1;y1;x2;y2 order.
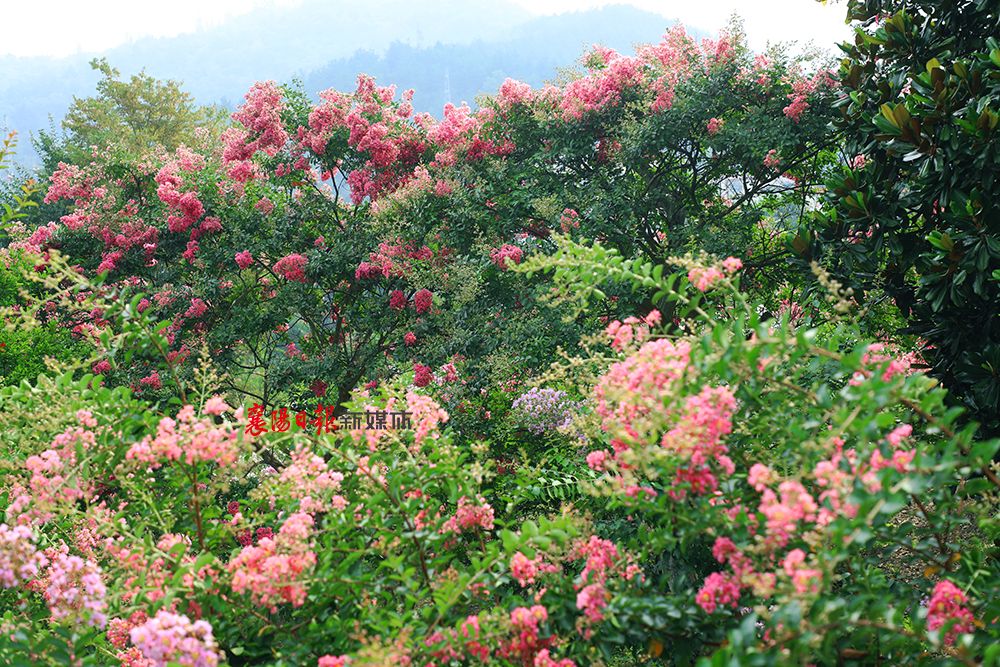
14;24;837;414
808;0;1000;432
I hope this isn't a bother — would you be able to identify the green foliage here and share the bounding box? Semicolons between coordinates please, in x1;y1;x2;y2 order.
0;131;41;244
61;58;228;157
0;322;88;388
1;142;88;387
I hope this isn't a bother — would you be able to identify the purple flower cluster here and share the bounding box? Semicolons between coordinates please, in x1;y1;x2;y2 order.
511;388;578;435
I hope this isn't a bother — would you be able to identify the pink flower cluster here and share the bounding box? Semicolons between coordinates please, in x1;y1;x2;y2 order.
223;80;290;179
23;444;87;523
490;244;524;269
497;78;535;110
44;161;95;204
300;75;428;202
781;548;822;595
926;580;975;645
498;605;563;664
533;649;576;667
276;445;345;513
227;511;317;611
156;162;204;235
576;535;618;623
414;288;433;314
870;423;916;474
235;250;254;269
662;386;737;498
850;343;919;386
594;337;691;437
356;240;436;280
688;256;742;292
389;289;407;310
125;404;240;468
129;610;221;667
757;475;819;548
0;523;47;587
604;309;660;351
509;551;558;588
559;52;644;120
139;370;163;391
184;298;208;319
696;428;920;617
405;389;449;445
106;611;148;650
318;656;349;667
559;208;580;233
586;450;609;471
40;157;163;276
273;253;309;283
571;536;640;626
413;362;433;388
696;571;742;614
255;196;275;215
42;547;108;628
441;496;495;534
782;70;834;123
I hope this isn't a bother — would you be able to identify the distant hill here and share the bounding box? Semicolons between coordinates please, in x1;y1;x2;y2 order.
303;5;692;114
0;2;689;165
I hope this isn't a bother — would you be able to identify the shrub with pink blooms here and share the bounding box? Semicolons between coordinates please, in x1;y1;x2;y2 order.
2;8;998;667
0;239;997;665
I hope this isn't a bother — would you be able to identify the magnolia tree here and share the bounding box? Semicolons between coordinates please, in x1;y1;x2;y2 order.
807;0;1000;433
0;242;997;666
5;24;837;411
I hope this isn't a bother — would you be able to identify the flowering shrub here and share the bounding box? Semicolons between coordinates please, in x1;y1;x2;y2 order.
0;238;997;665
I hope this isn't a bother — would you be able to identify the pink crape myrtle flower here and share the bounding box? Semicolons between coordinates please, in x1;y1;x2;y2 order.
441;496;494;534
202;396;231;416
273;253;309;283
490;244;524;269
413;288;433;314
43;548;108;628
688;266;725;292
318;657;349;667
235;251;254;269
510;551;541;587
696;571;741;614
722;256;742;273
0;524;47;588
227;511;317;612
125;404;240;468
129;610;221;667
389;289;407;310
926;580;975;646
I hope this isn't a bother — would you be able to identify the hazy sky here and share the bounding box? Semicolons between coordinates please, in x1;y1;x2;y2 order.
2;0;851;58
